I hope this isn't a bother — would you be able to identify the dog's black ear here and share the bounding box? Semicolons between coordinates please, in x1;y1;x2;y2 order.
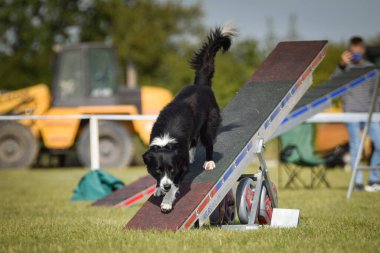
142;150;152;165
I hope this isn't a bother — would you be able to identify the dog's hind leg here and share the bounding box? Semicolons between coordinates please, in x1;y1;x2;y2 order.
189;138;198;164
189;147;196;164
203;148;216;170
200;108;221;170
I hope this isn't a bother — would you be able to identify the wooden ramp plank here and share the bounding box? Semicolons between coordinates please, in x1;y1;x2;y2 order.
125;41;328;231
92;175;155;207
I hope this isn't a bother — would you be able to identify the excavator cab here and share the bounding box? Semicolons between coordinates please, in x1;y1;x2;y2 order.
52;43;120;106
41;43;172;168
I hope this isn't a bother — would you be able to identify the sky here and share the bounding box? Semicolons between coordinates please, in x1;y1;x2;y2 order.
183;0;380;44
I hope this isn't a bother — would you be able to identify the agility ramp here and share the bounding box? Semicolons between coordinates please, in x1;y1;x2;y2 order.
93;66;377;208
93;66;377;210
125;41;328;231
272;66;378;138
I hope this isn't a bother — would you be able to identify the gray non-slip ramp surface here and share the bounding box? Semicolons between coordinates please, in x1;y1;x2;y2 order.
292;67;376;112
274;66;377;137
126;41;328;231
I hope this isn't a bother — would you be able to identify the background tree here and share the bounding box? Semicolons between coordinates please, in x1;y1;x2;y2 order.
313;43;345;84
0;0;82;89
0;0;374;110
286;13;300;41
0;0;204;91
263;16;278;54
77;0;204;87
368;33;380;45
213;39;263;107
0;0;264;109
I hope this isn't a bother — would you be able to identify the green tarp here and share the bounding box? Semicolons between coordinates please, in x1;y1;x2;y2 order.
71;169;124;201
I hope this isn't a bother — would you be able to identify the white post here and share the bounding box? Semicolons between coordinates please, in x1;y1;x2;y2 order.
90;116;100;171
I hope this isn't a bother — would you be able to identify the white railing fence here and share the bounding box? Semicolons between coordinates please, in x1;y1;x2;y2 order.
0;114;157;170
307;113;380;123
0;113;379;170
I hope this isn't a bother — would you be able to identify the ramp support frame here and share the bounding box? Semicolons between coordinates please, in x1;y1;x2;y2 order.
222;139;279;230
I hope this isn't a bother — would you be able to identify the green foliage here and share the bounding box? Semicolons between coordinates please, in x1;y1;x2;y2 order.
309;42;346;108
79;0;204;86
145;37;264;109
369;33;380;45
0;0;82;89
213;39;263;108
0;0;204;91
154;49;195;92
313;42;345;85
0;0;365;110
212;53;248;108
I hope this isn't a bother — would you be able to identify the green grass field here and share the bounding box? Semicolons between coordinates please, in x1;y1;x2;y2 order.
0;167;379;253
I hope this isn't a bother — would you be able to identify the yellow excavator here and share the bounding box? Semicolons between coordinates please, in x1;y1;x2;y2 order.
0;43;172;169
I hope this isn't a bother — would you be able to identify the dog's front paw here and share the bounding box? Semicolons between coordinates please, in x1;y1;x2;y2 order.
203;161;216;170
160;202;172;213
153;188;163;197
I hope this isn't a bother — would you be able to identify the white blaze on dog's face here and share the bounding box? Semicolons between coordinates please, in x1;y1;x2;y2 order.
160;173;174;192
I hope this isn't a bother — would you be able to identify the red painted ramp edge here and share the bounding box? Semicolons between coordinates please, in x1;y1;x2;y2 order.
125;182;215;231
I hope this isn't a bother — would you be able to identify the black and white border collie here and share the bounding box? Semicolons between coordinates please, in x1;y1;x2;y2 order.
143;24;237;213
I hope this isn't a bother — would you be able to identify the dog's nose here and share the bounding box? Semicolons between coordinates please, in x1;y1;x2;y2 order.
163;184;171;191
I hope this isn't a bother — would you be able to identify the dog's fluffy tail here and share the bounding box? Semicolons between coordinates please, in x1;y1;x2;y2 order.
190;23;237;86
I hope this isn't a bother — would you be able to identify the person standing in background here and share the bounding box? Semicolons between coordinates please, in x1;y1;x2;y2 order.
333;36;380;192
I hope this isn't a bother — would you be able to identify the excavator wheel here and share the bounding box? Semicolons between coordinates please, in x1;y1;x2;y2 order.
77;121;134;168
0;121;39;169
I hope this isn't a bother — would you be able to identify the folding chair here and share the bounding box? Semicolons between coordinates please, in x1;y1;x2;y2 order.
279;123;330;189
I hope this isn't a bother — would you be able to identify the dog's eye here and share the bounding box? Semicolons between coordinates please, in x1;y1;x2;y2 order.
155;169;161;174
